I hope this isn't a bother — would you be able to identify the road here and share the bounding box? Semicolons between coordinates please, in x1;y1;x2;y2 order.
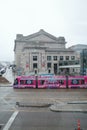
0;109;87;130
9;111;87;130
0;87;87;130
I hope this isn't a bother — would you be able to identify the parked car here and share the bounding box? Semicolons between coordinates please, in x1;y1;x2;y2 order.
0;68;6;76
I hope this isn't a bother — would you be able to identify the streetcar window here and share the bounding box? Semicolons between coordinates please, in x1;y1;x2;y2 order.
25;80;33;85
59;80;64;85
14;79;18;85
81;80;84;84
71;79;79;85
47;79;58;84
40;80;45;85
20;80;25;85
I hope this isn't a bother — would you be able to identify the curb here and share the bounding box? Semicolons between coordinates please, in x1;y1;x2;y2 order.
0;84;12;87
50;108;87;112
16;102;52;108
50;104;87;112
68;101;87;104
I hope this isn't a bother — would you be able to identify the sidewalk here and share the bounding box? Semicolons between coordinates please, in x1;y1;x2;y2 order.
3;68;15;84
0;76;12;87
0;83;12;87
0;68;14;87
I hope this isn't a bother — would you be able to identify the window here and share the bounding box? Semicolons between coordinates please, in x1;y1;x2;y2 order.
14;79;18;85
75;60;79;64
59;62;63;66
47;63;51;68
33;56;37;61
26;80;33;85
20;80;25;85
72;68;74;72
59;80;64;85
80;80;84;84
53;56;57;61
71;56;75;60
60;56;63;60
47;56;51;61
71;79;79;85
66;56;69;60
33;63;37;68
40;80;45;85
64;61;68;65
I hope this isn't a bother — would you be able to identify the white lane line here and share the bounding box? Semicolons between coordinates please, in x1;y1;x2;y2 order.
3;111;18;130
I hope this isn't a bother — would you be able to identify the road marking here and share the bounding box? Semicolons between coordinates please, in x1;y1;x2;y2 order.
3;111;18;130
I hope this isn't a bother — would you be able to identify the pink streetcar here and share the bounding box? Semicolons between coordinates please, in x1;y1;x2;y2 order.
13;75;87;89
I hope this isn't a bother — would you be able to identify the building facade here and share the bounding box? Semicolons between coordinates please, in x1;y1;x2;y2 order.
14;29;80;75
69;44;87;75
80;49;87;75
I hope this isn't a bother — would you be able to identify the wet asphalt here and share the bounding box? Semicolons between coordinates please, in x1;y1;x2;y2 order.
0;87;87;130
0;68;87;129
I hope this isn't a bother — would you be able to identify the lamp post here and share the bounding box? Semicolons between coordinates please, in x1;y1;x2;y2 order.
66;74;68;89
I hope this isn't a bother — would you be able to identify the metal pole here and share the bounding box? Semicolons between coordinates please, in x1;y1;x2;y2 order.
83;49;84;75
36;75;38;88
66;75;68;88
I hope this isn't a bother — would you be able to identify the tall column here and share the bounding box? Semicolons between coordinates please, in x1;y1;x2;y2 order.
41;52;46;72
38;52;41;72
30;52;32;72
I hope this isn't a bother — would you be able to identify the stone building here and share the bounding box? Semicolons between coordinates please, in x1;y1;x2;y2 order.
14;29;80;75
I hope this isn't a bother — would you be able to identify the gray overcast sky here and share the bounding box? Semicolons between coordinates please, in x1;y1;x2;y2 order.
0;0;87;61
